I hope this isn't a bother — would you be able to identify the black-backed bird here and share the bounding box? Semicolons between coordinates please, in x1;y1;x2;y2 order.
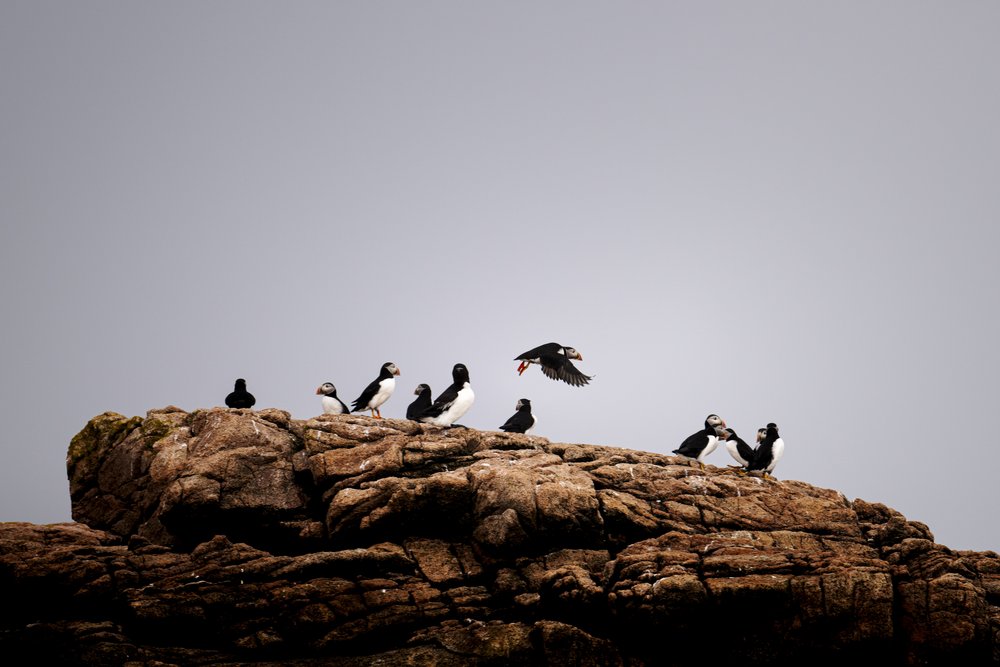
420;363;474;427
514;342;592;387
225;378;256;409
672;414;727;469
316;382;349;415
406;384;432;421
747;422;784;478
351;362;400;419
723;428;757;468
498;398;535;434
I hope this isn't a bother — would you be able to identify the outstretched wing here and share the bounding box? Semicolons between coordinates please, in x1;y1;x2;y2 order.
540;356;592;387
515;342;561;361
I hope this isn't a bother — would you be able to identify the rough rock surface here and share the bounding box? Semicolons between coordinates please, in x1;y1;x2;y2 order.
1;407;998;665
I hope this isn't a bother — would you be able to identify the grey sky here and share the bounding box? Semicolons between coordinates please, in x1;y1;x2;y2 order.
2;3;998;550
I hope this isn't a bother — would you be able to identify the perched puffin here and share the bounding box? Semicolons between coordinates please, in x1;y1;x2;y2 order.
316;382;349;415
420;363;474;427
747;422;784;478
351;362;400;419
498;398;535;434
225;378;256;409
672;414;727;469
514;342;592;387
406;384;432;421
723;428;757;468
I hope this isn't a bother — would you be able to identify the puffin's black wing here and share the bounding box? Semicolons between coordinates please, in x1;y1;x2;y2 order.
747;442;773;471
351;379;382;412
499;410;533;433
540;356;592;387
335;396;350;413
673;429;708;457
515;342;562;361
225;392;239;408
421;384;459;419
406;392;432;421
735;438;756;464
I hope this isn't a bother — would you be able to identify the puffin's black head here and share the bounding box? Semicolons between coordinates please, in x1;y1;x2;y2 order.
235;379;247;390
756;428;767;443
766;422;779;437
705;414;726;429
516;398;531;411
381;362;401;377
316;382;336;396
452;363;470;383
414;383;430;396
562;347;583;361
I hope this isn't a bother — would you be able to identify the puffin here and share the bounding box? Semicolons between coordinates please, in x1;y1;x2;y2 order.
420;363;474;428
498;398;535;434
514;342;592;387
316;382;349;415
350;362;400;419
723;427;757;469
672;414;727;469
747;422;784;478
406;384;432;421
225;378;256;409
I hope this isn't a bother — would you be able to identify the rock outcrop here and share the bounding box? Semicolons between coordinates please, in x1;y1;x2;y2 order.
2;407;999;665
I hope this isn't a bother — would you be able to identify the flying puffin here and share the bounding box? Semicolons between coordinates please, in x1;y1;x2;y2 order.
420;363;474;427
672;414;727;469
406;384;432;421
225;378;256;409
514;342;592;387
747;422;784;478
723;428;757;468
316;382;349;415
350;362;400;419
498;398;535;434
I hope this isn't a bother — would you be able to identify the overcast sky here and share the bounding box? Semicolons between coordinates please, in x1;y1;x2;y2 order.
2;2;998;551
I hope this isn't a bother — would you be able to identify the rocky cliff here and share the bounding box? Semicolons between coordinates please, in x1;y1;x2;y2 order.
2;407;999;665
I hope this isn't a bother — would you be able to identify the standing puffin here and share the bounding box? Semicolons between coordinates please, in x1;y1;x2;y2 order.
499;398;535;434
316;382;349;415
420;363;474;427
514;342;592;387
747;422;784;478
406;384;432;421
350;362;400;419
672;414;727;469
723;428;757;468
225;378;256;409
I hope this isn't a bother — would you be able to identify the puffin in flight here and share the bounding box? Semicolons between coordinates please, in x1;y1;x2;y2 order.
420;363;474;427
225;378;256;409
316;382;349;415
406;384;432;421
514;342;592;387
673;414;727;469
499;398;535;434
723;428;757;469
351;362;400;418
747;422;784;478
